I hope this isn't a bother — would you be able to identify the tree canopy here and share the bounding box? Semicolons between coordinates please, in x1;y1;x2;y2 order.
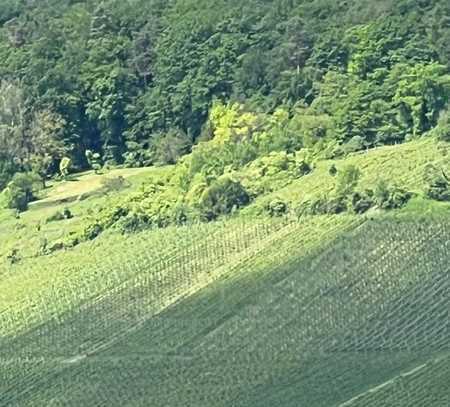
0;0;449;189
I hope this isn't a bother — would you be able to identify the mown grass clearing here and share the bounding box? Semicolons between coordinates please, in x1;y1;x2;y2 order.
0;165;170;262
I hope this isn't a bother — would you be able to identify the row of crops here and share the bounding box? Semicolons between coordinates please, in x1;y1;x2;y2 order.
1;213;358;406
1;215;449;406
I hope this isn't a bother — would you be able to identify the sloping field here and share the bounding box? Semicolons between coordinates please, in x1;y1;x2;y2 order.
0;165;169;261
1;216;449;406
0;213;358;406
244;138;449;214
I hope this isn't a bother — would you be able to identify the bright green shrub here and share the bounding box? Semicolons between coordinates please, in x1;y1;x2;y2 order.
82;222;103;241
334;165;361;198
59;157;72;179
184;173;209;206
296;194;347;217
384;187;412;209
239;152;311;198
115;211;149;234
353;180;413;210
266;198;288;217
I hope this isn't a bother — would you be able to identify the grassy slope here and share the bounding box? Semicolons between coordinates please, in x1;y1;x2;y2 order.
0;139;449;406
243;138;448;214
0;166;170;261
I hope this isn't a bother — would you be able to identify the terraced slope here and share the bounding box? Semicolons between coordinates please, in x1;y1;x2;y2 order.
1;213;358;405
1;216;449;406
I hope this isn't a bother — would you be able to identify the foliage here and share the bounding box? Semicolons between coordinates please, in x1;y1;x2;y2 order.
434;108;450;142
1;172;42;211
199;175;250;220
335;165;361;198
6;248;20;265
296;193;347;217
28;110;69;186
329;164;337;177
349;190;375;214
114;210;150;234
0;81;27;189
59;157;72;179
0;0;449;184
265;198;288;217
297;168;412;217
150;129;192;165
373;180;413;209
423;164;450;201
85;150;103;174
46;207;73;223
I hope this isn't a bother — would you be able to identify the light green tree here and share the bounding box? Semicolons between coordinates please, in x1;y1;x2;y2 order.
59;157;72;180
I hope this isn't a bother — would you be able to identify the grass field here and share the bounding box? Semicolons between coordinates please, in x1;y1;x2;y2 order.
0;165;170;261
0;139;449;406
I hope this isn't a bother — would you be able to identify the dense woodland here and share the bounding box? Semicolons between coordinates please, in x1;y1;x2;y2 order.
0;0;450;204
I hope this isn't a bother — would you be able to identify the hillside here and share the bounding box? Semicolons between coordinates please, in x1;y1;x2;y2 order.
1;0;450;405
1;138;450;405
1;213;449;405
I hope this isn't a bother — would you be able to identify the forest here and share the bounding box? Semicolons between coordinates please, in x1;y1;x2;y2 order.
0;0;449;195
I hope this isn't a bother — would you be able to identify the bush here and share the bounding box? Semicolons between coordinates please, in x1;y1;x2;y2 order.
335;165;361;198
1;172;42;211
266;198;288;217
373;180;412;209
297;179;412;217
435;109;450;142
151;129;193;165
115;211;149;234
423;165;450;201
329;164;338;177
6;248;21;265
85;150;103;173
350;190;374;214
82;222;103;241
297;160;312;177
46;207;73;223
199;176;250;220
46;211;65;223
296;193;347;217
343;136;366;154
